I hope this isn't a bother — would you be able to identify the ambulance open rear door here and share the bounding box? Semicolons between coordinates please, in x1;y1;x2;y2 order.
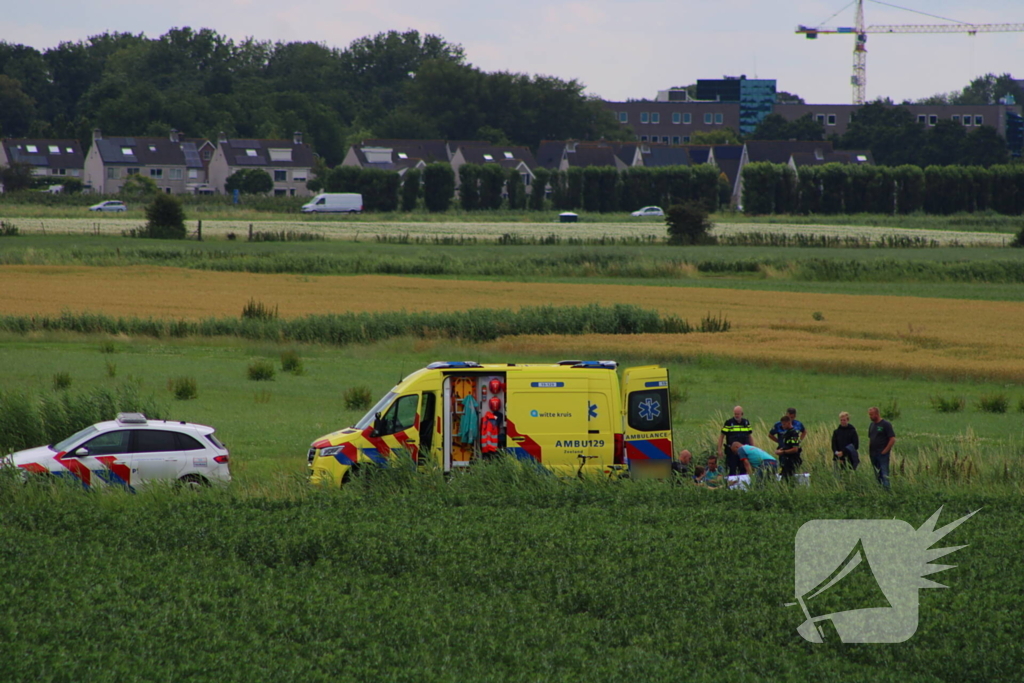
621;366;673;478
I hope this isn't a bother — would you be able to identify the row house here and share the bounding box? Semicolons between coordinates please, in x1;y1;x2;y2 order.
84;129;212;194
208;132;315;197
0;138;85;190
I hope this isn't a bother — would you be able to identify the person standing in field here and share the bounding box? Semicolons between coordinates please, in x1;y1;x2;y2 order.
718;406;754;476
773;414;803;480
770;407;806;447
867;406;895;489
831;411;860;470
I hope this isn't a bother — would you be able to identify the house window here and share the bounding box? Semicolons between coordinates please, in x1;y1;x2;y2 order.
293;172;307;181
126;168;139;176
25;145;38;153
482;154;493;161
51;168;66;176
672;136;681;144
917;115;927;123
619;112;628;123
245;149;257;157
203;150;212;160
714;113;724;124
48;145;60;154
522;173;531;186
929;115;937;125
640;112;649;124
817;114;826;124
963;116;972;126
684;113;692;124
682;136;691;143
704;113;713;124
952;115;960;123
274;189;287;196
663;136;671;143
975;115;983;125
827;114;837;125
503;152;514;159
640;135;649;141
169;169;183;180
651;112;660;124
148;145;157;152
65;147;74;154
164;187;171;194
121;147;134;156
70;169;80;177
672;112;681;124
188;169;198;179
274;170;287;182
149;168;163;178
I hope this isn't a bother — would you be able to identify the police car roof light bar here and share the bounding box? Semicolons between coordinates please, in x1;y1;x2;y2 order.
116;412;148;424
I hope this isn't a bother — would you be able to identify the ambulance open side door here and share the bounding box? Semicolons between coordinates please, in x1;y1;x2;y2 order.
621;366;673;477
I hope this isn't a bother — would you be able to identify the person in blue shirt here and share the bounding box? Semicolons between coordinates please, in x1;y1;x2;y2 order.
699;455;724;489
731;441;778;481
769;407;806;447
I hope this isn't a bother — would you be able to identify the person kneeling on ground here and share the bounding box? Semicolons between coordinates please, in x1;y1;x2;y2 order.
832;411;860;470
775;414;803;481
672;448;693;479
731;441;778;482
699;455;724;489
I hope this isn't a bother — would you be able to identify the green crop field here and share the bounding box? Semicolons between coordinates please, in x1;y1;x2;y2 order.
2;229;1023;681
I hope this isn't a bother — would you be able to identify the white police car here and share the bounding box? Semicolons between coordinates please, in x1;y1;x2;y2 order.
4;413;231;490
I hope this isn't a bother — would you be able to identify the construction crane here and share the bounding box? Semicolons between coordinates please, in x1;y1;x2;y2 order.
797;0;1024;105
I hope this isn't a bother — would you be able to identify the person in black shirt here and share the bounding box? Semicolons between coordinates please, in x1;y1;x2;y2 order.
717;405;754;476
774;414;803;480
831;411;860;470
867;406;896;489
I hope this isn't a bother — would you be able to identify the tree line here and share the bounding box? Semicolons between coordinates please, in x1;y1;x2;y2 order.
316;164;728;213
0;28;627;166
742;162;1024;216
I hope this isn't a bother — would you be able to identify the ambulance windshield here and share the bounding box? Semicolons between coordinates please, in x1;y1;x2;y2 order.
354;391;397;429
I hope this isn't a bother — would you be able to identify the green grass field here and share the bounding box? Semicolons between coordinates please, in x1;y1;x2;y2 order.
2;231;1024;681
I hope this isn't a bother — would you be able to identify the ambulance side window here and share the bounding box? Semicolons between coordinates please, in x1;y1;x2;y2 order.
380;394;418;435
627;389;670;432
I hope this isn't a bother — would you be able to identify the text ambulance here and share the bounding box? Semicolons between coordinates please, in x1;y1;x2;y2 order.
307;360;672;485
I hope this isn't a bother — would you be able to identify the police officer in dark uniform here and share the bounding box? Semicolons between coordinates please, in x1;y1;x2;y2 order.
717;405;754;476
774;413;803;480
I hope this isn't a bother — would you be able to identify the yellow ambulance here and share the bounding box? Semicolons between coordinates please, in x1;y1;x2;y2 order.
307;360;673;485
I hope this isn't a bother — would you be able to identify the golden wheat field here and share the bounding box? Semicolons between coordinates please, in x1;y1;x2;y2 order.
2;265;1023;381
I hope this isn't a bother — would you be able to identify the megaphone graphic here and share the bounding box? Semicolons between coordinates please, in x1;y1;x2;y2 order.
793;538;892;643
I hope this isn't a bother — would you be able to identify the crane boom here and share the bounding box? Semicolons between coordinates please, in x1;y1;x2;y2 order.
866;23;1024;34
796;0;1024;104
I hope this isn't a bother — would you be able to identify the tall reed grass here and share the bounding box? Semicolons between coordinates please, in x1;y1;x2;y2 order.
0;304;717;346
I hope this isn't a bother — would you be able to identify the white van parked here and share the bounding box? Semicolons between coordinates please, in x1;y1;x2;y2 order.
301;193;363;213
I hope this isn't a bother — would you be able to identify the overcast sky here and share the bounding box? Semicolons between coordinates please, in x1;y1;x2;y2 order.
4;0;1023;104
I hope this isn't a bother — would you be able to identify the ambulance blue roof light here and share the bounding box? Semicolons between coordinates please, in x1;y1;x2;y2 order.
427;361;482;369
560;360;618;369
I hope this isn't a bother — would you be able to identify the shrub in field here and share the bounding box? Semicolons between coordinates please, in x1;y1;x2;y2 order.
247;360;275;381
881;397;901;420
1011;226;1024;248
0;220;19;237
930;395;965;413
144;194;186;239
666;202;714;245
168;376;198;400
1018;397;1024;413
98;341;117;354
0;391;46;453
105;361;117;378
812;311;825;321
459;164;480;210
344;385;373;411
529;168;550;210
699;312;731;333
248;230;324;242
52;371;72;391
977;393;1008;413
0;381;163;452
241;298;278;321
280;350;303;375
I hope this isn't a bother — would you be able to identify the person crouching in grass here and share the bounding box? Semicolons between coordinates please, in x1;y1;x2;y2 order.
731;441;778;484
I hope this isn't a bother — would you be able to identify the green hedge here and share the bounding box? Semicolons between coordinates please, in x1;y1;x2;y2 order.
744;162;1024;216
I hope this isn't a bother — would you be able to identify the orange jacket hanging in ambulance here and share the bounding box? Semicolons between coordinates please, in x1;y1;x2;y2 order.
480;411;500;454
